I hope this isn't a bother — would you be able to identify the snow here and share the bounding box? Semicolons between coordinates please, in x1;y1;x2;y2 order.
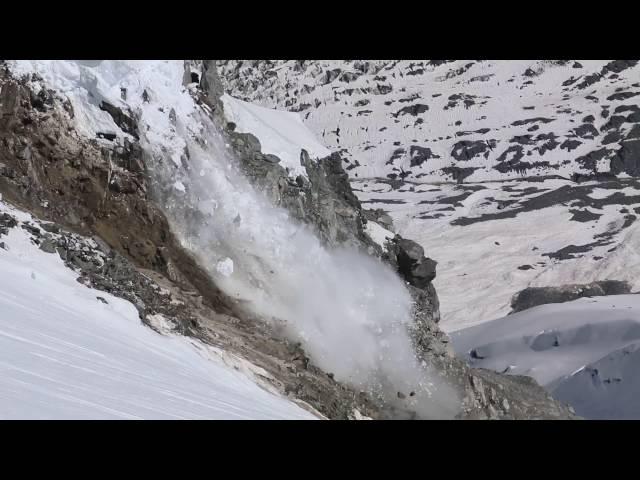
221;93;331;178
588;188;617;200
0;201;315;419
217;60;640;336
451;294;640;419
220;60;639;183
365;220;394;249
220;60;640;329
216;257;234;277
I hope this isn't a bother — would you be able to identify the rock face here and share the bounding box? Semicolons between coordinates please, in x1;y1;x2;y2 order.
0;65;236;319
511;280;632;313
226;131;369;249
0;60;577;419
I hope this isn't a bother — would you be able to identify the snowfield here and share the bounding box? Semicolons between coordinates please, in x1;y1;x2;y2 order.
356;177;640;332
451;294;640;419
221;94;331;178
0;201;316;420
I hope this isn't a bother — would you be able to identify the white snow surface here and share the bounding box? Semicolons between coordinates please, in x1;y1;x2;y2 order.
221;93;331;178
0;201;315;420
451;294;640;419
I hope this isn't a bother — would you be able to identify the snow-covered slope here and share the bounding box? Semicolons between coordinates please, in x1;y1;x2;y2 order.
221;93;330;178
0;201;315;419
219;60;640;183
355;176;640;330
451;294;640;419
4;60;460;419
219;60;640;331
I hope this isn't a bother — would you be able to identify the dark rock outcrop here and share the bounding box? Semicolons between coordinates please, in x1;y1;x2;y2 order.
387;237;437;288
511;280;632;313
98;101;139;139
451;140;495;161
610;138;640;176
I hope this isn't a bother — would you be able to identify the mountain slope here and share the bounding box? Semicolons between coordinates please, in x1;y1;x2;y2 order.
0;61;378;420
0;200;315;419
355;175;640;330
218;60;640;183
0;60;577;419
452;294;640;419
219;60;640;331
217;60;640;418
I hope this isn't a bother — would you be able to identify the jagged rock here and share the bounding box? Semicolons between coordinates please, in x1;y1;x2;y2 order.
451;140;495;161
38;238;56;253
364;208;394;231
21;223;41;237
200;60;225;110
40;222;61;234
324;68;341;84
386;237;437;288
264;154;281;164
0;212;18;235
99;101;139;139
610;139;640;176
